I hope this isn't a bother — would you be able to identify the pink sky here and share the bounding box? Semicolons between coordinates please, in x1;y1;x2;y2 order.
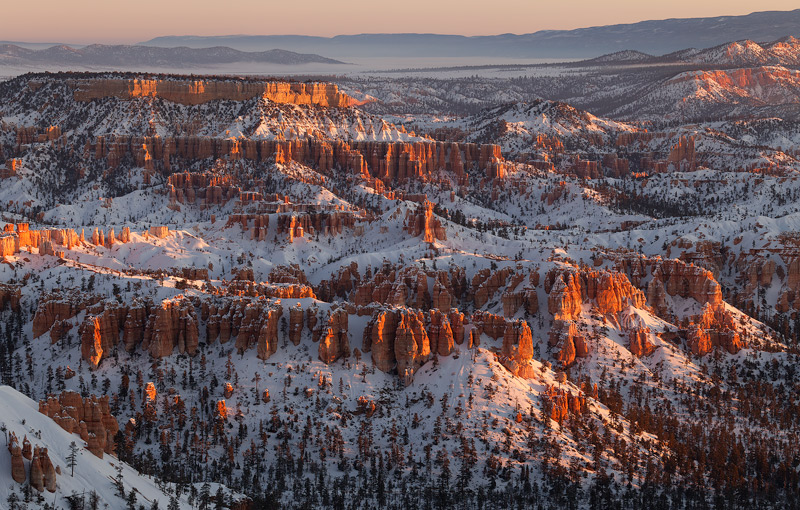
3;1;798;44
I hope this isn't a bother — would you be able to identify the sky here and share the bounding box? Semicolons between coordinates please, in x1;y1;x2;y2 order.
2;1;799;44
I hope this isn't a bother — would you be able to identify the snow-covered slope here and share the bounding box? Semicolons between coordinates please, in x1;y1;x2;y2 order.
0;385;236;509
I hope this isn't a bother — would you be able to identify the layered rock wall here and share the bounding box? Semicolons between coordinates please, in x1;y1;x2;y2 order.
70;78;358;107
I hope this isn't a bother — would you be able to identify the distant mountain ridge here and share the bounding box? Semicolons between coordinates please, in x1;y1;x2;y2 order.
583;36;800;67
139;9;800;58
669;36;800;66
0;43;344;66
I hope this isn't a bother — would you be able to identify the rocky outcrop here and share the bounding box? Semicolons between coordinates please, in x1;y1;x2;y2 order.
318;308;350;364
686;303;744;356
256;308;283;360
611;254;728;324
628;328;657;357
501;320;534;378
667;135;696;171
543;386;586;424
33;292;100;339
38;447;57;492
143;297;199;357
471;311;506;340
0;283;21;312
363;309;399;372
472;267;516;308
0;234;16;257
317;262;361;301
394;309;431;385
363;307;436;382
289;304;304;345
687;326;712;357
427;309;454;357
549;320;588;366
8;432;25;484
70;78;359;107
342;264;439;309
123;299;150;351
448;309;466;345
547;273;582;321
2;222;125;260
148;226;170;238
546;267;645;320
584;270;646;315
29;446;45;492
431;280;453;310
655;260;722;305
89;134;505;186
647;276;669;318
39;391;119;458
202;298;284;359
168;172;240;206
79;302;127;367
405;201;446;243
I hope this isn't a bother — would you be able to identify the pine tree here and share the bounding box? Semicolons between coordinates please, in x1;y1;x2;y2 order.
199;482;211;510
126;489;137;510
67;441;79;476
114;463;125;497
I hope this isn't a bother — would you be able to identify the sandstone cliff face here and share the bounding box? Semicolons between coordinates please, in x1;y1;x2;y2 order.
143;297;199;358
29;446;45;492
613;253;727;311
546;267;645;321
256;308;283;360
289;304;304;345
472;266;516;308
427;309;454;357
543;386;586;424
33;292;102;339
405;201;446;243
318;308;350;364
686;303;744;356
394;310;431;385
89;134;505;186
123;299;151;351
547;273;582;321
1;222;126;260
448;309;466;345
548;320;588;366
364;309;399;373
70;78;359;107
653;260;722;305
471;310;506;340
168;172;239;206
501;320;534;378
8;432;25;484
276;212;361;242
610;253;744;357
628;328;657;357
584;270;646;315
38;447;57;492
340;264;456;310
317;262;361;301
79;302;127;367
39;391;120;458
362;307;441;383
431;280;453;310
0;283;21;312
